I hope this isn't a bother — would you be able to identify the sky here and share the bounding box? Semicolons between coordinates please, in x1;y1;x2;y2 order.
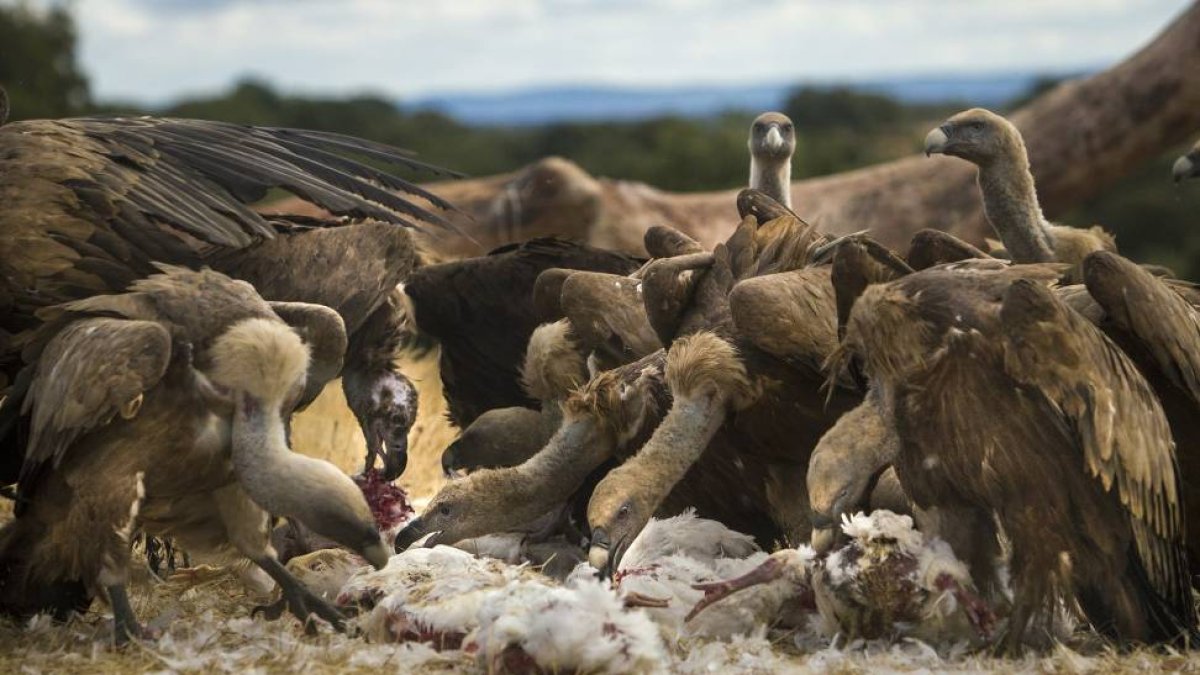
32;0;1195;103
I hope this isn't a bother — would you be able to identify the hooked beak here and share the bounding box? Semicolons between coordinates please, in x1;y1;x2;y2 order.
382;433;408;482
393;516;436;552
589;527;628;579
1173;153;1197;183
924;125;951;157
765;125;785;152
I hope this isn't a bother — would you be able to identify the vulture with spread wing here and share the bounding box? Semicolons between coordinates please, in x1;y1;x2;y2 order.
0;97;458;482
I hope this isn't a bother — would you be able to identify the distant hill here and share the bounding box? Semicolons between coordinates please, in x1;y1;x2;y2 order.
409;72;1083;126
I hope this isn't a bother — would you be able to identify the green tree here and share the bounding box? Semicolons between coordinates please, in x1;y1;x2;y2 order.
0;1;90;120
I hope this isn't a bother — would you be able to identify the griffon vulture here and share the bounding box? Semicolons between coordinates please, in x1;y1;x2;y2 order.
748;112;796;208
0;267;388;642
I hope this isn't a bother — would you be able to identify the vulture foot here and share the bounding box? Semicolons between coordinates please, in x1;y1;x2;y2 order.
252;556;347;634
933;572;995;639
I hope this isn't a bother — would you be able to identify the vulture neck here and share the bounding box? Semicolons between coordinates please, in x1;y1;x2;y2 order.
230;396;304;516
976;152;1055;264
507;415;612;522
750;156;792;208
622;391;728;514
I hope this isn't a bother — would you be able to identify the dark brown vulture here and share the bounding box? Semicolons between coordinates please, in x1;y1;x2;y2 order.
402;238;642;429
0;103;457;484
825;260;1195;650
1175;138;1200;182
0;266;389;642
924;107;1115;265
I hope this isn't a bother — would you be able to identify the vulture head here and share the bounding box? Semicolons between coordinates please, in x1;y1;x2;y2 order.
211;317;389;570
924;107;1023;166
748;112;795;163
806;396;899;542
343;368;419;482
441;406;545;478
1174;139;1200;183
392;466;541;551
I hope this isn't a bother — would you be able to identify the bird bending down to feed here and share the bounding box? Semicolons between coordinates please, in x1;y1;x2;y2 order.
0;267;389;643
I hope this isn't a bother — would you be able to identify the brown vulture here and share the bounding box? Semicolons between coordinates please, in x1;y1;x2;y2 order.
0;266;388;642
924;107;1115;265
402;237;642;430
0;96;458;484
822;258;1196;650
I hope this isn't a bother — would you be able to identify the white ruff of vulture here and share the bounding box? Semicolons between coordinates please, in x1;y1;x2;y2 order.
833;262;1196;650
0;102;465;484
1174;138;1200;182
336;545;665;673
924;107;1115;265
747;112;796;208
687;511;993;645
0;266;388;642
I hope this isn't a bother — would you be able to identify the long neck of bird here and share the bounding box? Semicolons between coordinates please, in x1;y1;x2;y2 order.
230;398;301;515
507;415;612;516
976;148;1054;263
622;391;728;512
750;156;792;208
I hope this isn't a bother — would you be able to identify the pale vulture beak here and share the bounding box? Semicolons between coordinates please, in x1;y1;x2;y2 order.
924;126;950;156
765;125;785;152
1173;154;1196;183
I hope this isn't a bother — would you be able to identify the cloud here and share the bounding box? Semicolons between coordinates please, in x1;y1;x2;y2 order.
46;0;1192;103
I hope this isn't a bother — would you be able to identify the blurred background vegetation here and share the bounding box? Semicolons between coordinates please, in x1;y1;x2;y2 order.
4;3;1197;277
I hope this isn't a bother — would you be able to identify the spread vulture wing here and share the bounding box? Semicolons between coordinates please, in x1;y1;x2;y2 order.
999;279;1192;620
0;116;457;349
20;318;172;492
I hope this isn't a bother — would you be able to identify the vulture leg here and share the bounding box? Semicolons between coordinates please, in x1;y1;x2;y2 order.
107;583;156;645
251;556;346;634
640;252;715;346
213;484;346;633
906;229;990;270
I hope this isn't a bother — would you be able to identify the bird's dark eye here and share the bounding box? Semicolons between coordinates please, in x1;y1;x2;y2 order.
753;122;765;132
438;504;451;517
617;504;630;519
783;123;793;132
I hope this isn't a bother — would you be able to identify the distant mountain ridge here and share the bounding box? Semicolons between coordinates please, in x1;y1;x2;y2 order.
409;72;1082;126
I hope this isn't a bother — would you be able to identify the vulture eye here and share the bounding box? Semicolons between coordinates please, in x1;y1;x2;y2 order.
617;504;631;519
438;504;451;517
753;122;765;132
782;123;793;132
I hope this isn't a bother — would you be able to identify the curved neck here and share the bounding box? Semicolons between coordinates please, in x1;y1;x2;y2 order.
976;156;1054;263
619;391;727;513
750;156;792;208
230;396;296;515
